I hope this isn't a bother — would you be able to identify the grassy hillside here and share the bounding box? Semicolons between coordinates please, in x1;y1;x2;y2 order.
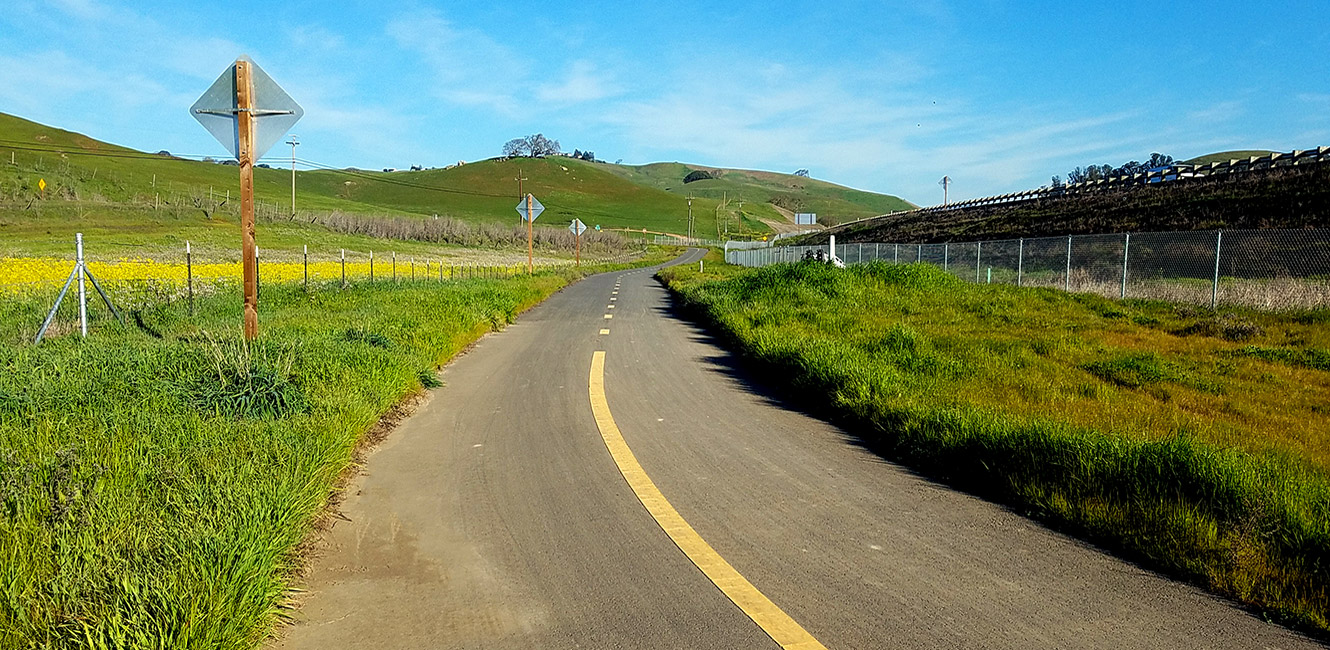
1185;150;1280;165
0;113;795;248
603;161;914;228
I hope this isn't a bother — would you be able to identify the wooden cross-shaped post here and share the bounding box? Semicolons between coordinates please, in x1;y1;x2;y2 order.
236;60;259;340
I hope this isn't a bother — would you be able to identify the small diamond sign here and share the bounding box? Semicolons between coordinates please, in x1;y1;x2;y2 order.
191;56;303;161
568;218;587;236
516;195;544;222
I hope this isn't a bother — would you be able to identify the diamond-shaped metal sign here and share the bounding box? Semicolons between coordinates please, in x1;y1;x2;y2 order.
516;195;544;222
568;218;587;236
191;56;303;161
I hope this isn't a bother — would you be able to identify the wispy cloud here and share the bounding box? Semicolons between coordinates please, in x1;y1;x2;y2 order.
536;60;619;106
385;10;529;115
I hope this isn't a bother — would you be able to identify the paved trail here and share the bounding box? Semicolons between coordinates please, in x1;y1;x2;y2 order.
274;250;1317;649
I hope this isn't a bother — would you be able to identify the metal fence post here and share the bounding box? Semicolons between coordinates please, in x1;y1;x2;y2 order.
1120;233;1130;300
76;233;87;338
1017;238;1024;287
976;241;982;282
1211;230;1223;309
943;243;949;271
340;249;346;288
894;243;899;263
1064;236;1072;292
303;245;308;291
875;243;880;261
370;250;374;281
186;240;194;315
916;244;922;263
255;246;260;299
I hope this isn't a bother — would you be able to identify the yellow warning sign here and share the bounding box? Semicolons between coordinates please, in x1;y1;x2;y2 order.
38;178;46;192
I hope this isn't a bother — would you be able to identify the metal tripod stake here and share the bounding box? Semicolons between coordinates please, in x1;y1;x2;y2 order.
35;233;125;344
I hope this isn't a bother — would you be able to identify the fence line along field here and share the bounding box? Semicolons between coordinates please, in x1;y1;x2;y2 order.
661;255;1330;637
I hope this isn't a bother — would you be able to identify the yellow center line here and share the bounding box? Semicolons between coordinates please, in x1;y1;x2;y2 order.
608;305;615;309
604;314;613;319
600;328;610;335
588;351;827;650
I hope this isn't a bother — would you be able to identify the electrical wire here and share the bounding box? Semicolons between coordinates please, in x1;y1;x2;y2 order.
0;139;677;225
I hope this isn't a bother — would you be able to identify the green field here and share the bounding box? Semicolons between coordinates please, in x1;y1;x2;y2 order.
660;257;1330;636
0;249;677;649
1184;150;1281;165
601;162;914;228
0;112;911;253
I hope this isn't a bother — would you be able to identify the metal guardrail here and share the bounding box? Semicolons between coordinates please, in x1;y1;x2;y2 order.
725;229;1330;311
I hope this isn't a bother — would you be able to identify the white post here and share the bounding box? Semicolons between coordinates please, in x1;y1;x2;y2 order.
1120;233;1131;300
1065;235;1072;292
76;233;87;338
829;234;836;261
943;243;949;271
1017;238;1024;287
976;241;982;282
1211;230;1223;309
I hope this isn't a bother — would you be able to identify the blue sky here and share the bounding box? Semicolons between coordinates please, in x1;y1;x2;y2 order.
2;0;1327;205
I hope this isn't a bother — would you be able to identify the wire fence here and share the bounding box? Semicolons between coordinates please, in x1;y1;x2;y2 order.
3;240;648;312
725;229;1330;311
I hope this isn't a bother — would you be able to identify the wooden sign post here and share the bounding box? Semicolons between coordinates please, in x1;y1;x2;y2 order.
236;60;259;340
191;56;302;341
516;194;544;275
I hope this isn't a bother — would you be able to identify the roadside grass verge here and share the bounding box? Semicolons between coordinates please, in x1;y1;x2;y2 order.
0;250;675;649
659;257;1330;636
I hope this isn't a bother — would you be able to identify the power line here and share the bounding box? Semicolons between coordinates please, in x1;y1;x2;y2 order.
0;139;682;226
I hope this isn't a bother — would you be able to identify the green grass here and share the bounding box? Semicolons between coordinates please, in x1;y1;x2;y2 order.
601;161;914;227
5;111;932;245
0;250;676;648
1184;150;1281;165
659;259;1330;636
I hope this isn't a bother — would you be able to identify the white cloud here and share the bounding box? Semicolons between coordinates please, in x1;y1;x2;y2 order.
385;10;529;115
536;60;619;105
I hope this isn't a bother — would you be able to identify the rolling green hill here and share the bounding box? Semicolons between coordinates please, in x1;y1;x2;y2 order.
0;112;912;249
1184;150;1280;165
602;161;914;228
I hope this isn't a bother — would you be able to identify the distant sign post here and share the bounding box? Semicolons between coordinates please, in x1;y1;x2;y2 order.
795;212;817;226
191;56;303;340
568;218;587;267
516;194;544;273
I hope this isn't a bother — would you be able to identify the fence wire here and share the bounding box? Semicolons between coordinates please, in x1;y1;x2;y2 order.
725;228;1330;311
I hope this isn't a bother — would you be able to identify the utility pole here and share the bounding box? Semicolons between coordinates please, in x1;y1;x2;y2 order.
687;197;694;241
286;135;299;217
526;194;534;274
515;167;528;225
939;176;951;206
235;60;259;340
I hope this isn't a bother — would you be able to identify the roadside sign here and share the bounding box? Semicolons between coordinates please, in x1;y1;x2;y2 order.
517;195;545;221
190;56;302;341
595;224;601;231
568;218;587;236
38;179;46;193
191;56;303;161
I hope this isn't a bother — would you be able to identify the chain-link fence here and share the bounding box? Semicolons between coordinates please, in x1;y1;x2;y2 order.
725;229;1330;311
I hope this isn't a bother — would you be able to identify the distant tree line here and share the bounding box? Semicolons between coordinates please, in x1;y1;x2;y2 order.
1054;152;1174;186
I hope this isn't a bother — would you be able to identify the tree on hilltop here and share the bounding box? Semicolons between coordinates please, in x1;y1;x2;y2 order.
502;133;561;157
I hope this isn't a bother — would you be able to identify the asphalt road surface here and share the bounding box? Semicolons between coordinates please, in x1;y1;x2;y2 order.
273;249;1319;649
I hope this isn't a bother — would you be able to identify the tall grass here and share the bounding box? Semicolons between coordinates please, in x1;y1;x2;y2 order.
660;259;1330;636
0;253;672;648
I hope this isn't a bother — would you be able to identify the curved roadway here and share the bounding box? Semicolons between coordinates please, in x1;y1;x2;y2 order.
274;249;1318;649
